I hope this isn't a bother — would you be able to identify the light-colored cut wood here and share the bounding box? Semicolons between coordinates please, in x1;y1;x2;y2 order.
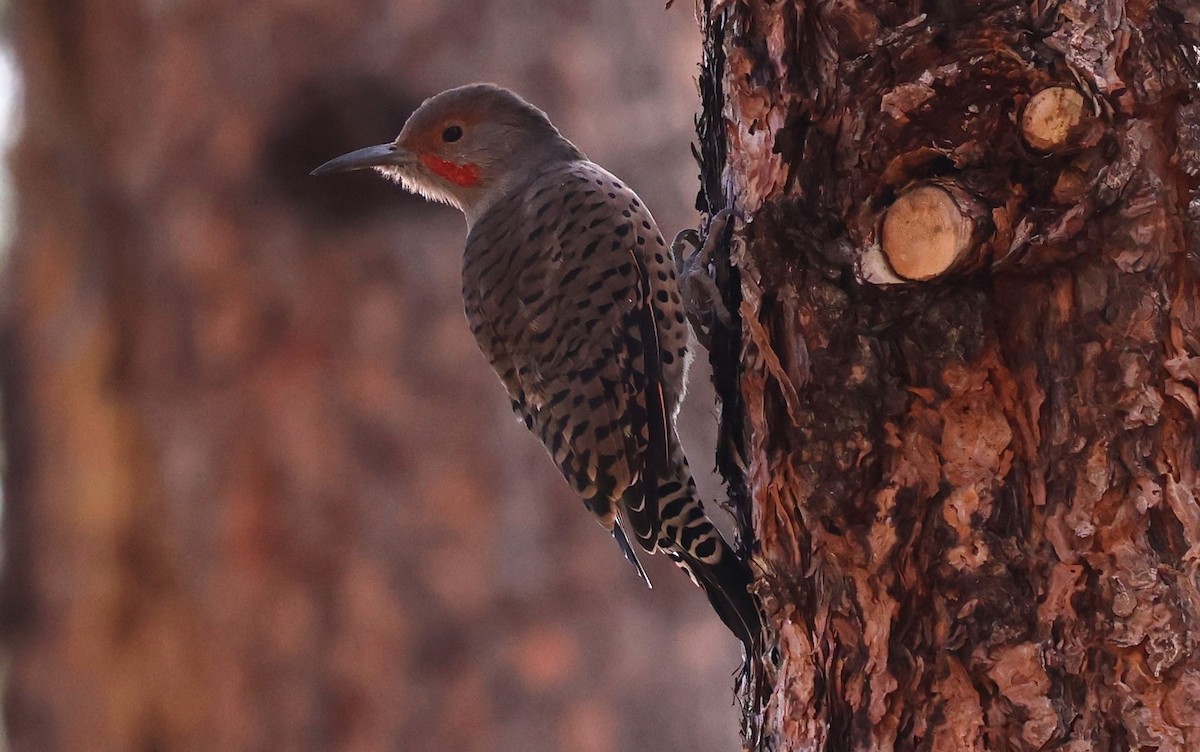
1021;86;1086;152
881;183;979;281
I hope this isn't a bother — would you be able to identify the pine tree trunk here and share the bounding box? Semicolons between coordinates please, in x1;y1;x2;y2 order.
696;1;1200;749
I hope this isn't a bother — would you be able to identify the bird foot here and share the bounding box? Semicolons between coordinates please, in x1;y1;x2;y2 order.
672;208;735;350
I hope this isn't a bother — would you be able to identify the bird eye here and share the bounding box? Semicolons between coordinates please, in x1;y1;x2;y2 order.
442;125;463;142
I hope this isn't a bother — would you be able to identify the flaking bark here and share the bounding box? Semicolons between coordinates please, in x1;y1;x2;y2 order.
696;1;1200;749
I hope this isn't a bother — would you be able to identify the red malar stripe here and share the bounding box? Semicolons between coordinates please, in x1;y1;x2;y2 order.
420;154;481;187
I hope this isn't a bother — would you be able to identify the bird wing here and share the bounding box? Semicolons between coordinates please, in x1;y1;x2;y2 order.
462;161;674;565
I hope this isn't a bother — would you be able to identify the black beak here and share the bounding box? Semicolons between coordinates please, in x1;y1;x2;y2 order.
310;143;408;176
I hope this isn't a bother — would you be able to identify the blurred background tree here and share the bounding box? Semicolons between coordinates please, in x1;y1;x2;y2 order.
0;1;746;750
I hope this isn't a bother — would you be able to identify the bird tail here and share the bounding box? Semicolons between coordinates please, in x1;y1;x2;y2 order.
611;520;652;587
617;472;761;647
652;476;761;649
665;524;761;650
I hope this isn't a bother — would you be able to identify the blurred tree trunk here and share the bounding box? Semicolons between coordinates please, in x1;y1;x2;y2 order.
697;1;1200;749
0;2;744;751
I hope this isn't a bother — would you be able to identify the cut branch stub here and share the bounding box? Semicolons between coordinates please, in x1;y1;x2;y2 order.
1020;86;1086;153
880;182;987;281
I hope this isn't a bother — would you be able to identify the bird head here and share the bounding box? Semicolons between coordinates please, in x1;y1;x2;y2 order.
312;84;583;223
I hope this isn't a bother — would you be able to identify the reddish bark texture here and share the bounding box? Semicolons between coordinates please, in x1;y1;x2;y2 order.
0;2;746;751
697;0;1200;749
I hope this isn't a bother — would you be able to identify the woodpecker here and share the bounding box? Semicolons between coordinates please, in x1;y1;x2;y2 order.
313;84;759;647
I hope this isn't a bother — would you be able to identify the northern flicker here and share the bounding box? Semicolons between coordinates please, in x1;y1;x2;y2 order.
313;83;760;647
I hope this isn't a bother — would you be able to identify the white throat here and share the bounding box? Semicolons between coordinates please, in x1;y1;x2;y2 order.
373;166;463;212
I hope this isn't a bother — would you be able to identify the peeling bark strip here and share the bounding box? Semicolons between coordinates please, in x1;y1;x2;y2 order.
701;1;1200;749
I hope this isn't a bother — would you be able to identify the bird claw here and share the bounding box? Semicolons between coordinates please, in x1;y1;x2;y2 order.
673;208;735;350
